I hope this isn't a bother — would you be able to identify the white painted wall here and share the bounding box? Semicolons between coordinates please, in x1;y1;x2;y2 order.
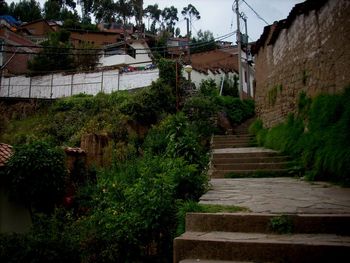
100;42;152;67
183;66;254;97
0;69;159;99
183;69;238;89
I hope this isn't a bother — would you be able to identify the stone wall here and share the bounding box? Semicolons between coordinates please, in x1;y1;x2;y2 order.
254;0;350;127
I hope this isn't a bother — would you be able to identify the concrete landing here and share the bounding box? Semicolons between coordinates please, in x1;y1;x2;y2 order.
200;178;350;214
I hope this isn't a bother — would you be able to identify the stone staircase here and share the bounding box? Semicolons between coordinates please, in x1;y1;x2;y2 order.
174;213;350;262
173;118;350;262
210;120;292;178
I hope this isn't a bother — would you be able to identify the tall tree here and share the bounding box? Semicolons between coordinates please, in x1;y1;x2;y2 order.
191;30;216;54
181;4;200;37
28;30;75;72
131;0;143;29
78;0;94;22
0;0;9;15
43;0;61;20
115;0;133;25
8;0;42;22
144;4;161;34
181;4;200;21
92;0;117;23
161;6;178;36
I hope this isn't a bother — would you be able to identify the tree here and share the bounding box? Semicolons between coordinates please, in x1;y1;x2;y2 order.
191;29;217;54
43;0;78;20
144;4;161;34
181;4;200;38
115;0;133;25
74;42;101;70
8;0;42;22
161;6;178;35
43;0;61;20
5;141;67;215
92;0;117;23
79;0;94;22
0;0;9;15
28;30;75;73
131;0;143;29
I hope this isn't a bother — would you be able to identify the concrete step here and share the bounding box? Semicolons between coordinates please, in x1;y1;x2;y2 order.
213;151;280;159
174;231;350;263
180;260;252;263
213;156;290;165
212;143;256;149
212;169;291;178
213;162;291;171
185;213;350;235
212;138;255;143
213;135;254;140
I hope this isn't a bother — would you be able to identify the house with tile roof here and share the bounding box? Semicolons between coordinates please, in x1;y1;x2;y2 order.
186;48;255;97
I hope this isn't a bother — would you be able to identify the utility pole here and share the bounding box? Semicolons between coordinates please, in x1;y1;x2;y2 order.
235;0;243;99
241;14;251;97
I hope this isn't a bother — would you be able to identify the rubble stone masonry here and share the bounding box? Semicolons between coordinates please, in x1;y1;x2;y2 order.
254;0;350;128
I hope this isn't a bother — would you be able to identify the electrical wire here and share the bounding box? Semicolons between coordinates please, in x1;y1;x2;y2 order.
241;0;270;25
1;30;237;53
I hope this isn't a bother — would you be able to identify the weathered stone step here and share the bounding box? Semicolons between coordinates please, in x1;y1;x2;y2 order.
213;151;280;159
213;156;290;164
212;143;256;149
212;137;254;143
185;213;350;235
174;231;350;263
180;260;251;263
212;169;290;178
213;162;291;171
213;135;254;140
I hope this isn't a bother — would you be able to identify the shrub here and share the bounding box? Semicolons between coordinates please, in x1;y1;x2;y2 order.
5;141;67;214
253;88;350;185
217;96;255;125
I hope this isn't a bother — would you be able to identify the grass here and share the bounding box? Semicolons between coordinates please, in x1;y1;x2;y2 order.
269;215;294;234
249;87;350;186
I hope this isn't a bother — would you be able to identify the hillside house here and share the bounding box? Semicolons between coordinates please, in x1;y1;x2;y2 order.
0;25;38;75
20;19;56;43
69;29;123;47
100;39;153;68
167;37;189;56
188;48;255;97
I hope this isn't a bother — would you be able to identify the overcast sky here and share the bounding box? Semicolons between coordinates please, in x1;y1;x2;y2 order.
11;0;304;41
144;0;304;41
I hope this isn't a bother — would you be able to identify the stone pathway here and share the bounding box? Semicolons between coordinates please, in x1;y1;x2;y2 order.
174;119;350;262
200;177;350;214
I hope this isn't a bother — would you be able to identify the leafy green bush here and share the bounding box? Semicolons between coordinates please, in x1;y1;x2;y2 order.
0;209;80;263
252;88;350;184
183;95;218;137
5;141;67;214
222;75;239;97
217;96;255;125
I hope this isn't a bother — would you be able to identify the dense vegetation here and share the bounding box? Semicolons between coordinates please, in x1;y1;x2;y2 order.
0;59;254;262
249;88;350;185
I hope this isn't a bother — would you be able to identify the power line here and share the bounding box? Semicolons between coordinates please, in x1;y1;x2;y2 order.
1;30;237;54
241;0;270;25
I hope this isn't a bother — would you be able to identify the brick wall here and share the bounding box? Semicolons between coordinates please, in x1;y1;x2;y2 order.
254;0;350;128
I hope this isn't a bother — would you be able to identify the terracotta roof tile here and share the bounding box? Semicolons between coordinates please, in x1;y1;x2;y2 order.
0;143;13;167
191;49;239;75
